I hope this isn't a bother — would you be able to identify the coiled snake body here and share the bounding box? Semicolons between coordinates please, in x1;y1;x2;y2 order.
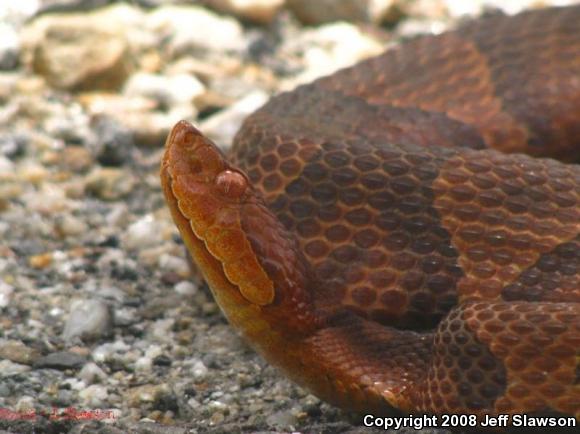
161;5;580;425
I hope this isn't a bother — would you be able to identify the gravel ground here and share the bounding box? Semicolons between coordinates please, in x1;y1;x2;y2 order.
0;1;577;433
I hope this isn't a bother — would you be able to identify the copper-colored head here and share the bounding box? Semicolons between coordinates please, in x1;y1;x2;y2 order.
161;120;274;306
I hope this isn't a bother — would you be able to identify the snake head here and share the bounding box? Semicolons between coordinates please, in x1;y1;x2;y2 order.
161;121;318;340
161;120;277;307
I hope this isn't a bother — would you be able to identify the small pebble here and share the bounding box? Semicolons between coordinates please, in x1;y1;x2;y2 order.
34;351;87;370
78;362;108;385
62;299;114;342
123;214;165;250
78;384;109;407
85;167;135;200
54;213;88;238
0;360;31;376
0;281;14;307
0;340;40;365
174;281;197;296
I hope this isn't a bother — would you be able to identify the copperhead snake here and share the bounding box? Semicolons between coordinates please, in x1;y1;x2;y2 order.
160;5;580;427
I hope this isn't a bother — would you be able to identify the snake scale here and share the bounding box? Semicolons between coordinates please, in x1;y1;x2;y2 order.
160;5;580;427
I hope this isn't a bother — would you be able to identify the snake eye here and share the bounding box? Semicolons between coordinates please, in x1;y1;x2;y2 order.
215;170;248;199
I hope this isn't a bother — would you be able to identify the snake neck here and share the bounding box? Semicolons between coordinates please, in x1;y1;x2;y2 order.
238;198;324;338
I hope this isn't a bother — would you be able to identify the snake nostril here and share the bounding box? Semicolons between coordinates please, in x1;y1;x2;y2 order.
215;170;248;198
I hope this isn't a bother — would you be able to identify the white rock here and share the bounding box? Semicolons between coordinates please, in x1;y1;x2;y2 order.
123;72;205;110
145;345;163;359
200;90;269;147
0;23;19;70
0;360;30;376
135;356;153;373
123;214;164;250
396;18;448;38
187;397;201;408
0;281;14;307
62;377;86;391
280;23;384;88
0;0;40;26
174;281;197;296
146;5;246;56
78;362;107;385
150;318;175;342
158;253;191;277
79;384;108;407
190;359;209;379
92;340;130;363
62;299;113;342
15;395;35;411
207;0;285;23
135;345;163;373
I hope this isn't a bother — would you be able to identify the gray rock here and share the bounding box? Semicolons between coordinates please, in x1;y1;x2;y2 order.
62;299;114;342
89;115;135;167
34;351;87;370
0;133;28;160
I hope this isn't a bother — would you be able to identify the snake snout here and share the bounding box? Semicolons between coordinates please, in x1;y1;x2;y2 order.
164;120;229;183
